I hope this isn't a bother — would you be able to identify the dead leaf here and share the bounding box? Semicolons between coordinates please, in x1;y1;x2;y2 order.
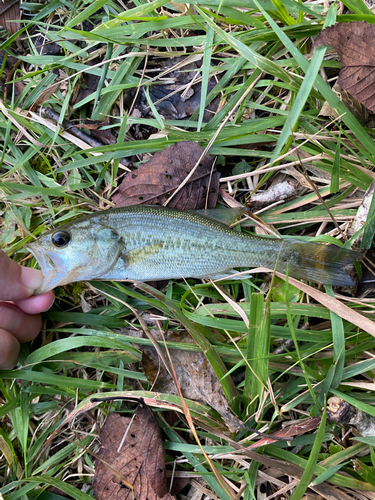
0;0;20;35
30;71;67;112
94;407;175;500
315;21;375;112
248;417;321;450
112;141;220;210
319;81;369;124
123;325;242;433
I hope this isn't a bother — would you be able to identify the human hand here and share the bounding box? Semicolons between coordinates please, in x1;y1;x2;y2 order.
0;250;54;369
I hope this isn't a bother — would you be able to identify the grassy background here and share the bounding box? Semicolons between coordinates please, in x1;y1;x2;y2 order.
2;0;375;498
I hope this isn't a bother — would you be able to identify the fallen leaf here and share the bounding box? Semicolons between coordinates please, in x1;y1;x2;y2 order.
94;407;175;500
112;141;220;210
29;71;67;112
123;325;242;433
315;22;375;112
319;81;369;124
0;0;20;35
248;417;321;450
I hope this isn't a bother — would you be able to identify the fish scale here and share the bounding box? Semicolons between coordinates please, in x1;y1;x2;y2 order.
25;205;359;294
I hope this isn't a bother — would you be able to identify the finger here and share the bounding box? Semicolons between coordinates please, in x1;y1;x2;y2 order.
0;303;43;343
14;291;55;315
0;250;44;301
0;329;20;370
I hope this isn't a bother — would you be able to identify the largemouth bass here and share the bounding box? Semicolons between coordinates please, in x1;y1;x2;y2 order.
25;205;358;294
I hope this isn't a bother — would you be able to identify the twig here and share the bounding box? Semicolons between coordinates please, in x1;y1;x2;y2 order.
39;107;106;149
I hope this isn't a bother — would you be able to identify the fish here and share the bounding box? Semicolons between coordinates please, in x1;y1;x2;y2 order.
25;205;359;295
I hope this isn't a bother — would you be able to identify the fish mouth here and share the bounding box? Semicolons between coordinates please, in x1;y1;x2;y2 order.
25;243;65;295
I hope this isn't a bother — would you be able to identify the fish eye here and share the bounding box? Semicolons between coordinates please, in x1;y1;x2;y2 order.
51;231;71;248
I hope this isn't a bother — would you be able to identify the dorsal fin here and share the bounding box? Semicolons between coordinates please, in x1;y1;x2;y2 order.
191;208;249;226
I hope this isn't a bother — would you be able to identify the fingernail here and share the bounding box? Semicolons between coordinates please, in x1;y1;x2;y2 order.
42;297;55;312
20;267;44;291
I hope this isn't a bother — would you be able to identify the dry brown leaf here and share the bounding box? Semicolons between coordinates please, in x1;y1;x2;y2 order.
248;417;321;450
0;0;20;35
29;72;67;112
319;81;369;124
124;326;242;433
94;408;175;500
315;22;375;112
112;141;220;210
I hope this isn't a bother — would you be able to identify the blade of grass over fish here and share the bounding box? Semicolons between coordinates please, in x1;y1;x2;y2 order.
243;293;263;416
254;1;375;161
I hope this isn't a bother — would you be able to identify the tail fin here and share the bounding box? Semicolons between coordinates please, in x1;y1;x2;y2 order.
280;240;359;287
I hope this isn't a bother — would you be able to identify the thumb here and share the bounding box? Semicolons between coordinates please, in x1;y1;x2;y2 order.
0;250;44;301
